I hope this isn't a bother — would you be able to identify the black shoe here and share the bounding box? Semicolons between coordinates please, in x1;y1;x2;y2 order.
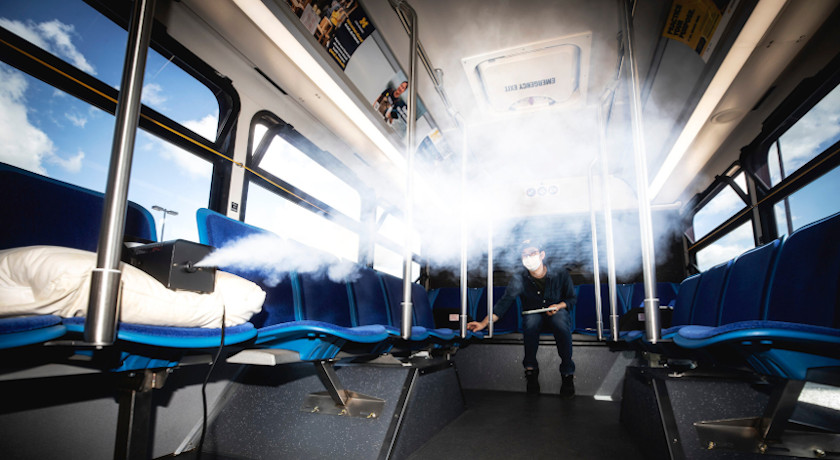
560;374;575;398
525;368;540;394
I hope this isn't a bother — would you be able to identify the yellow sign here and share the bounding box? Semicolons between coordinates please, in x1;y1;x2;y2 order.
663;0;723;57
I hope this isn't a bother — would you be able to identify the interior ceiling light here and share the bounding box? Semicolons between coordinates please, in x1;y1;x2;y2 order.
649;1;788;200
462;33;591;115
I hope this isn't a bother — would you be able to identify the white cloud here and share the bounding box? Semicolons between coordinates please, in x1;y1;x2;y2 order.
141;83;166;107
47;149;85;173
0;65;54;174
139;116;215;179
65;112;87;127
184;114;219;141
0;18;96;75
0;65;86;175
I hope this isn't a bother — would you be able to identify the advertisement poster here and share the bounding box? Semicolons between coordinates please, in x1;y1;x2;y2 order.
372;72;427;140
285;0;375;69
662;0;736;61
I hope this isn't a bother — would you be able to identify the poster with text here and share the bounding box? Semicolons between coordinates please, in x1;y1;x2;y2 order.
285;0;375;69
662;0;736;61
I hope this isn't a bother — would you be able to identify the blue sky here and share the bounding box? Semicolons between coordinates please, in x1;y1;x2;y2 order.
0;0;219;242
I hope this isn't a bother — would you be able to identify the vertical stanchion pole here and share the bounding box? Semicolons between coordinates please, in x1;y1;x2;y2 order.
598;93;621;341
399;1;419;340
587;160;604;341
85;0;156;346
620;0;660;342
487;221;494;338
458;115;469;339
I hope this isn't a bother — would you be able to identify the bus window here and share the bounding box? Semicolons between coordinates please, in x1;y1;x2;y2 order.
252;123;361;220
692;171;748;239
245;183;359;262
695;220;754;271
374;208;421;279
774;165;840;237
374;244;420;280
767;84;840;187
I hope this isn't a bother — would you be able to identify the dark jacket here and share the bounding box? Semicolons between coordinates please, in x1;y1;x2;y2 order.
493;264;577;318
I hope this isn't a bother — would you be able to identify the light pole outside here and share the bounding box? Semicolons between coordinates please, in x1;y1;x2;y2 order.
151;205;178;241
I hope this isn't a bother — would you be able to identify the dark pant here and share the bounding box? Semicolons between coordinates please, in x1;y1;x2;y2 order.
521;308;575;375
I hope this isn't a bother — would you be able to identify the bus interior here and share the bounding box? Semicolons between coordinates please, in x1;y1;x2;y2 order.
0;0;839;458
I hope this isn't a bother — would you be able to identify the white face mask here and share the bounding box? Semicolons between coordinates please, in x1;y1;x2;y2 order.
522;254;542;271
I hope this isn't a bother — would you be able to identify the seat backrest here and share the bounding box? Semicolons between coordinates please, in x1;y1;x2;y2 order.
690;261;732;326
349;267;391;327
629;282;680;310
297;272;354;327
475;286;520;333
411;283;436;329
379;273;435;329
248;274;297;328
575;283;629;332
766;211;840;327
195;207;294;327
196;208;271;248
671;274;701;327
718;238;782;324
0;163;156;251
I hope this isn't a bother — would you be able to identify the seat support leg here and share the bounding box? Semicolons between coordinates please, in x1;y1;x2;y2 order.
113;369;168;460
302;361;385;419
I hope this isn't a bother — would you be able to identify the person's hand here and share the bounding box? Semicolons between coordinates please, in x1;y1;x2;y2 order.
546;302;566;316
466;321;486;332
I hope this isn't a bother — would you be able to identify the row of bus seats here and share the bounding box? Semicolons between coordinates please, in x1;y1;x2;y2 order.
195;208;476;364
428;281;679;337
623;210;840;382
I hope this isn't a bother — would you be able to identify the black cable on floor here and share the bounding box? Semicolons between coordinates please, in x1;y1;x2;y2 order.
196;307;225;460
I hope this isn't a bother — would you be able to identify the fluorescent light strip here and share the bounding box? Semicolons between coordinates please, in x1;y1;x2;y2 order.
233;0;405;170
649;0;788;200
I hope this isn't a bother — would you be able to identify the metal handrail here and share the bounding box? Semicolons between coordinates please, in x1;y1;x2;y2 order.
620;0;660;342
85;0;156;346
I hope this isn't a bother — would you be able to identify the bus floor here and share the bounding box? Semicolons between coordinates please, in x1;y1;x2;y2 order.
406;389;646;460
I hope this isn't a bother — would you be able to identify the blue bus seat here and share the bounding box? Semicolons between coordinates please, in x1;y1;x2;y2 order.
674;211;840;380
574;283;631;338
473;286;521;334
627;282;680;311
622;274;701;344
378;273;460;344
687;260;732;327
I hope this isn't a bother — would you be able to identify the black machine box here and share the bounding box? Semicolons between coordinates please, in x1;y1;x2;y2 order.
126;239;216;293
